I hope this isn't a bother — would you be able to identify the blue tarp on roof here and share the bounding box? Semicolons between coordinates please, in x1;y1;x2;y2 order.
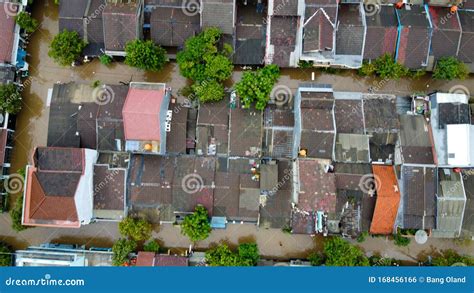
16;48;27;68
211;217;226;229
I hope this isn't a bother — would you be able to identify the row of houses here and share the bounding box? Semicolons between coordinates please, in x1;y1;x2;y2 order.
0;0;30;212
59;0;474;70
20;80;474;241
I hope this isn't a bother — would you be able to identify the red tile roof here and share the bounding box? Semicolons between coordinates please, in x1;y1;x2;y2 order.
0;2;18;64
122;87;165;141
370;165;400;235
136;251;155;266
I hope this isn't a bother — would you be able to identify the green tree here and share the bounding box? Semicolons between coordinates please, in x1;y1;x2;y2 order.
235;64;280;110
181;205;211;242
431;250;473;266
323;237;369;266
192;80;225;103
308;252;325;266
15;11;38;33
49;30;87;66
0;242;12;266
238;243;259;266
118;217;152;242
10;196;27;232
358;61;376;76
374;54;409;79
433;57;469;80
112;238;137;266
0;84;22;114
143;240;160;253
393;230;411;247
124;40;167;72
99;54;113;66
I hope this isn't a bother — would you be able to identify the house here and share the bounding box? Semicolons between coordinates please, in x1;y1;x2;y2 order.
397;165;437;230
428;6;462;63
0;1;20;66
263;105;294;158
431;168;467;238
370;165;400;234
334;3;366;68
363;5;398;60
334;134;370;163
22;147;98;228
196;98;230;156
429;92;472;167
122;82;171;154
398;114;435;165
266;0;300;67
229;103;263;157
0;110;16;212
458;9;474;72
333;92;365;134
461;169;474;239
299;0;338;66
292;158;337;234
166;97;191;155
15;244;113;267
103;0;144;56
136;251;188;266
294;84;336;159
149;3;200;48
395;5;432;69
334;163;376;237
93;152;129;221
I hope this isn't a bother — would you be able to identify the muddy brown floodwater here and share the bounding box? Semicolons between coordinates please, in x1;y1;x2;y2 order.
0;0;472;260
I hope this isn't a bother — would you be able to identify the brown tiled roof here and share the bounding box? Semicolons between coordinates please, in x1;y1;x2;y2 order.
155;255;188;266
93;165;125;211
0;2;18;63
103;2;140;52
229;107;262;157
334;100;364;134
150;7;200;47
363;5;398;60
429;7;461;59
370;165;400;234
136;251;155;266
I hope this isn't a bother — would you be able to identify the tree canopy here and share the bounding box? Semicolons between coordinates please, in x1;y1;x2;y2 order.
143;239;160;253
431;250;473;266
181;205;211;242
205;243;260;266
112;238;137;266
359;54;410;79
177;28;233;103
0;242;12;266
235;64;280;110
433;57;469;80
15;11;38;33
322;237;369;266
0;83;22;114
124;40;167;72
118;217;152;242
48;30;87;66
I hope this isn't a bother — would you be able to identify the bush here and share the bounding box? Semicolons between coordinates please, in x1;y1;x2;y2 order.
118;217;152;242
0;242;12;266
235;64;280;110
124;40;167;72
143;240;160;253
237;243;259;266
0;83;22;114
433;57;469;80
49;30;87;66
15;11;38;33
369;255;400;266
393;231;411;247
356;232;368;243
10;196;26;232
181;205;211;242
205;243;260;266
112;238;137;266
99;54;112;66
192;79;225;103
374;54;409;79
308;252;325;266
323;237;369;266
431;250;473;266
358;62;376;76
298;60;314;68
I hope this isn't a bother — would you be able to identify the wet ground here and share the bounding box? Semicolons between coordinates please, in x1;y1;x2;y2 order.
0;0;473;260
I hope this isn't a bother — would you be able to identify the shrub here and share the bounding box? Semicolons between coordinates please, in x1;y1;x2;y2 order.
112;238;137;266
308;252;325;266
49;30;87;66
323;237;369;266
433;57;469;80
0;242;12;266
15;11;38;33
393;231;411;247
235;64;280;110
205;243;260;266
181;205;211;242
99;54;112;66
118;217;153;242
124;40;167;72
143;240;160;253
0;83;22;114
431;250;473;266
192;80;225;103
10;196;26;232
358;62;376;76
374;54;409;79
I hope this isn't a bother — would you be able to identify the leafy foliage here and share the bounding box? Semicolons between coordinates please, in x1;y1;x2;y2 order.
308;252;325;266
298;60;314;68
118;217;152;242
49;30;87;66
112;238;137;266
356;232;368;243
0;84;22;114
0;242;12;266
181;205;211;242
431;250;473;266
358;62;376;76
10;196;27;232
359;55;409;79
433;57;469;80
322;237;369;266
205;243;260;266
192;80;225;103
369;255;400;266
99;54;113;66
15;11;38;33
393;230;411;247
125;40;167;71
143;240;160;253
235;64;280;110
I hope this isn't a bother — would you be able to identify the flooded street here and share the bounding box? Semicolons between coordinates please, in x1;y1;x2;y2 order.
0;0;472;259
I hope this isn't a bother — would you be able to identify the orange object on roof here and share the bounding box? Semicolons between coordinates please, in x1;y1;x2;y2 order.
450;5;458;13
370;165;401;235
395;1;404;9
